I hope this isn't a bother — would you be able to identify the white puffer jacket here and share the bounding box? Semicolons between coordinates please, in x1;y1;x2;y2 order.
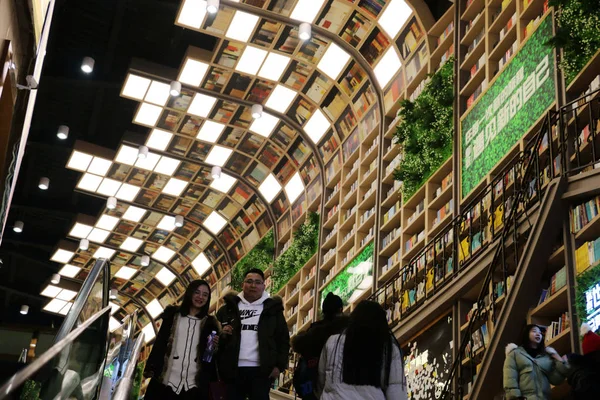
317;334;408;400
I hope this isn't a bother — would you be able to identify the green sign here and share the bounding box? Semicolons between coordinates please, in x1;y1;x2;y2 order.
461;14;556;197
321;243;374;306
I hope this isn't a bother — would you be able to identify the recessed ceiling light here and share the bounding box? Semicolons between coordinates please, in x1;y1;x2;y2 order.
134;103;162;127
192;253;211;275
374;48;402;88
169;80;182;97
152;246;176;263
93;246;116;259
51;249;74;263
154;156;180;176
20;305;29;315
155;267;176;286
210;172;237;193
58;302;73;315
115;183;140;202
13;221;23;233
249;112;279;137
123;205;146;222
109;288;118;300
259;173;282;202
141;255;150;266
211;166;221;180
205;146;232;167
162;178;188;197
57;125;69;140
147;129;173;151
178;58;210;87
285;172;304;203
87;157;112;176
144;81;171;106
188;93;217;117
251;104;263;119
69;222;93;239
142;323;156;343
106;196;117;210
134;151;161;171
120;237;143;252
38;177;50;190
299;22;311;40
81;57;95;73
157;215;176;231
137;145;149;159
175;215;184;227
77;173;103;192
203;211;227;234
41;285;62;298
177;0;208;29
206;0;219;14
122;74;151;100
56;289;77;302
265;85;296;113
226;11;259;42
235;46;268;75
290;0;325;23
59;264;81;278
115;266;137;280
51;273;60;285
304;109;330;143
67;150;93;172
115;145;138;166
96;214;120;231
87;227;110;243
317;43;350;80
44;298;68;313
197;121;225;143
379;0;412;39
258;52;290;81
96;178;122;197
79;238;89;250
146;298;164;319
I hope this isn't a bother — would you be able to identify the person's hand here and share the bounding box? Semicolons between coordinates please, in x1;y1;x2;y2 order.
269;367;280;379
546;346;562;361
211;334;220;346
222;325;233;335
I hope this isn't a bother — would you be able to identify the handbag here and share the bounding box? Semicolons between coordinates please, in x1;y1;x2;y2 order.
209;365;227;400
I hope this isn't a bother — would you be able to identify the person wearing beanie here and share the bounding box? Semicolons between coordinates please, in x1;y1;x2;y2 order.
563;323;600;399
291;293;350;399
503;324;569;399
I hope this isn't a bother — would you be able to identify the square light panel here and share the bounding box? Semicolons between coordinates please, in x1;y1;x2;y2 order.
59;264;81;278
162;178;187;196
152;246;176;263
147;129;173;151
115;183;140;202
317;43;350;80
205;146;232;167
210;172;237;193
67;151;93;172
157;215;176;231
110;302;120;315
142;323;156;343
144;81;171;106
56;289;77;302
146;298;164;319
192;253;211;275
265;85;296;113
41;285;62;298
96;178;121;197
44;298;68;313
154;156;180;176
225;11;259;42
134;103;162;127
374;48;402;88
259;173;282;202
122;74;151;100
96;214;119;231
178;58;209;87
109;317;120;332
123;205;146;222
77;173;103;192
69;223;93;239
285;172;304;203
258;52;290;81
115;145;138;166
304;109;330;143
59;302;73;316
87;228;110;243
120;237;143;252
290;0;326;22
115;266;137;280
235;46;268;76
177;0;207;29
188;93;217;117
51;249;74;263
379;0;412;39
88;157;112;176
203;211;227;234
197;121;225;143
93;247;116;260
249;112;279;137
134;151;161;171
155;267;176;286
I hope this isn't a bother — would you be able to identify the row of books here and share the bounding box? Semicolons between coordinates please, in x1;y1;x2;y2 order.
434;199;454;226
327;182;341;204
575;237;600;274
467;79;488;109
326;204;339;221
342;226;355;245
359;228;375;249
434;172;453;198
324;223;338;243
470;54;486;79
383;201;401;225
343;204;358;224
382;227;401;250
466;28;485;56
545;313;570;343
499;14;517;41
362;180;377;203
384;249;402;274
323;248;336;264
341;246;356;267
360;206;376;226
499;40;518;71
570;195;600;232
405;230;426;252
465;321;490;357
407;200;426;224
437;21;454;45
537;266;567;304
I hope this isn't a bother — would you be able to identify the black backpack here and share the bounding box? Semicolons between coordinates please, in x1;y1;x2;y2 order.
293;356;319;400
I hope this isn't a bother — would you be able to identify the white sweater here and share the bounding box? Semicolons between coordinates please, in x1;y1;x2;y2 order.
237;292;269;367
318;334;408;400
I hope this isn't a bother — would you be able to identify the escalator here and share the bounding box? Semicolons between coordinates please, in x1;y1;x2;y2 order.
0;259;145;400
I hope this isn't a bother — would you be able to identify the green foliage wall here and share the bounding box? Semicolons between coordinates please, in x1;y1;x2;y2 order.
575;262;600;332
393;59;454;200
271;212;320;294
549;0;600;84
231;229;275;291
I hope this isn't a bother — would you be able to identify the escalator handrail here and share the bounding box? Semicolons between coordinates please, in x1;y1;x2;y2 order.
112;332;145;400
55;258;109;342
0;305;112;400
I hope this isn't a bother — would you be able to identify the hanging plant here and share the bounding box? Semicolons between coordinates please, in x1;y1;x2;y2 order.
548;0;600;84
393;58;454;200
575;262;600;333
231;229;275;291
271;212;320;293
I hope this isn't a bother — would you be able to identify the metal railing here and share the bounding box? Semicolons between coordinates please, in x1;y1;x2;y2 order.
112;332;145;400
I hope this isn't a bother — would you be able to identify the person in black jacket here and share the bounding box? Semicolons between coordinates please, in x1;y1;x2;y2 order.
216;268;290;400
291;292;349;399
565;323;600;399
143;280;220;400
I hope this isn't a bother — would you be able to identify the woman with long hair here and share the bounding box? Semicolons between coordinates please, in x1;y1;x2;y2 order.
503;324;569;399
317;300;407;400
143;280;220;400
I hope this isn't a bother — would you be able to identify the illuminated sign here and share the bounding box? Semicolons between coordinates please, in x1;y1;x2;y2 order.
586;282;600;331
322;243;374;306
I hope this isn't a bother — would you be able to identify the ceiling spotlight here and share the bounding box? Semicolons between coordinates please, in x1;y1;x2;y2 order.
299;23;311;40
20;305;29;315
211;166;221;180
174;215;184;228
137;145;149;159
79;238;89;251
141;255;150;267
13;221;24;233
81;57;95;73
51;273;61;285
107;196;117;210
109;289;117;300
38;177;50;190
251;104;263;119
169;81;181;97
57;125;69;140
206;0;219;14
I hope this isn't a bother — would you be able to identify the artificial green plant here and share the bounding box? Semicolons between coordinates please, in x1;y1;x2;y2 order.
575;261;600;332
231;229;275;291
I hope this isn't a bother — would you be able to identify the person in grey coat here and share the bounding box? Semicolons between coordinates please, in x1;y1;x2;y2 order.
503;324;569;399
317;301;408;400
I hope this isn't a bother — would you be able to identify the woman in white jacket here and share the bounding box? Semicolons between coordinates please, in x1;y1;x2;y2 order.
317;300;408;400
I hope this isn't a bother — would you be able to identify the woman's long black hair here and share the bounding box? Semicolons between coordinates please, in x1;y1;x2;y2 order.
341;300;403;388
521;323;545;357
179;279;211;318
